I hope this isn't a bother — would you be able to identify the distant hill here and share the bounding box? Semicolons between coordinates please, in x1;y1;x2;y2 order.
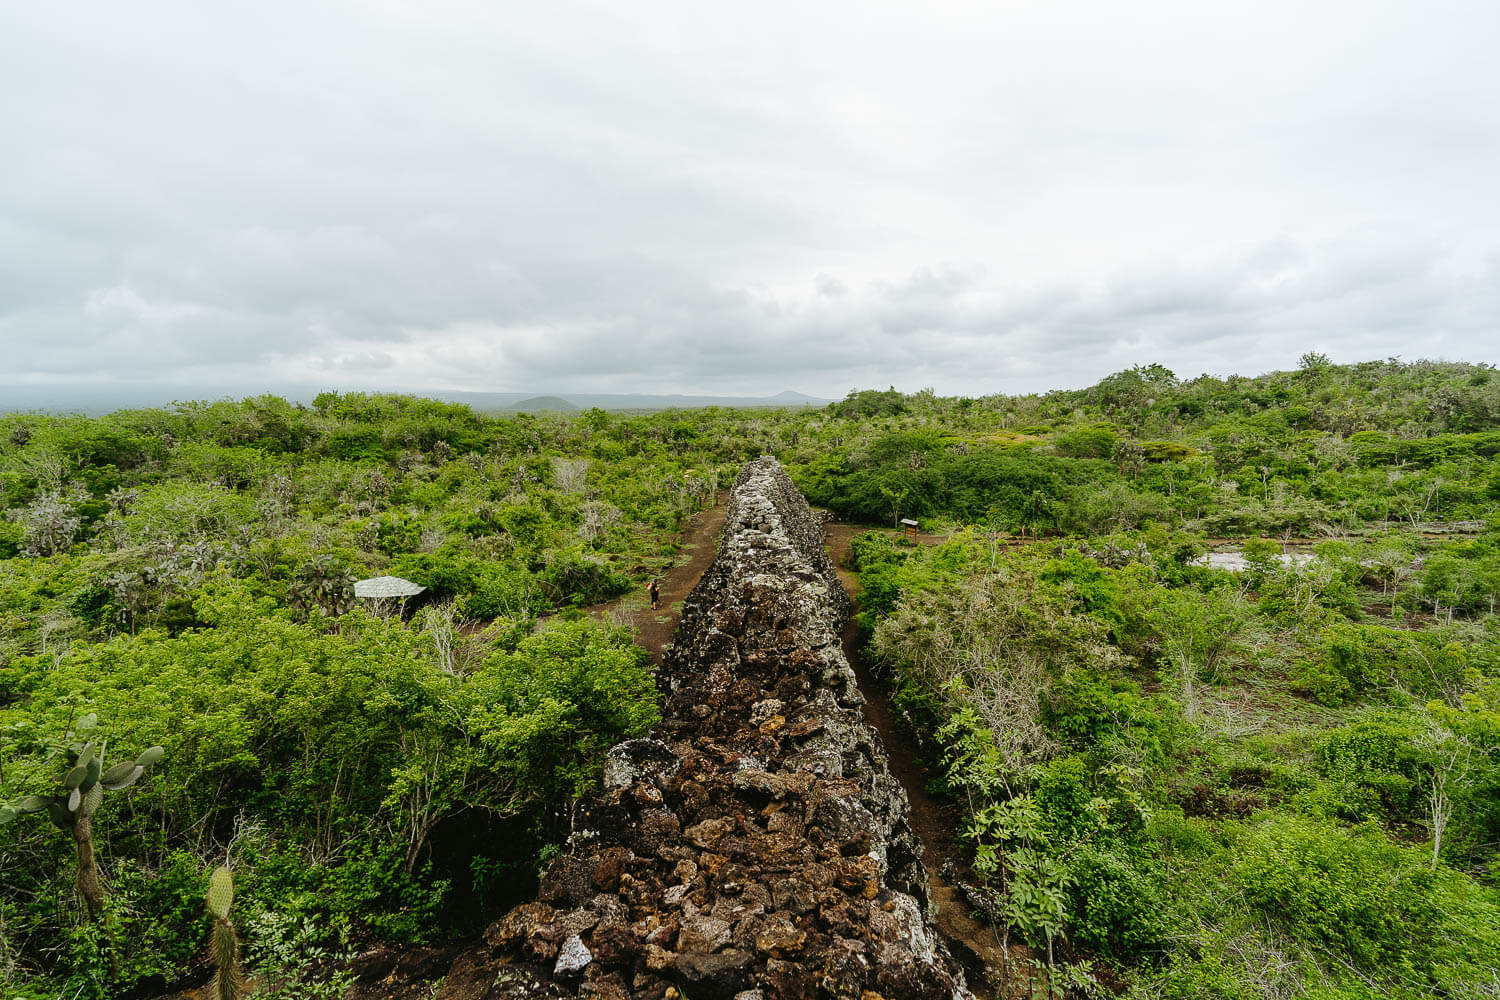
508;395;579;412
436;390;831;412
0;384;831;416
769;390;826;404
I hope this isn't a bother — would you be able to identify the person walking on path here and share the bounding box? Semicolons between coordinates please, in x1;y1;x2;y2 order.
647;578;660;610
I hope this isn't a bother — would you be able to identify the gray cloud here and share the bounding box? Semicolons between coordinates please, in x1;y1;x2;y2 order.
2;0;1498;400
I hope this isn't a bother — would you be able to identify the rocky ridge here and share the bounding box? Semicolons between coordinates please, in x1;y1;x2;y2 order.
464;457;972;1000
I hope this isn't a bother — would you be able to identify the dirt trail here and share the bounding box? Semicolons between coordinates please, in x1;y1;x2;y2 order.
824;520;1013;998
587;494;728;662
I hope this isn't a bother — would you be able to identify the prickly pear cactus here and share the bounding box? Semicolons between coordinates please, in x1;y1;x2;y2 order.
0;726;165;830
206;867;244;1000
0;714;167;924
207;866;235;920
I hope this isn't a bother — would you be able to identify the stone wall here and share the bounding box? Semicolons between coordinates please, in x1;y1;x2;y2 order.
475;457;971;1000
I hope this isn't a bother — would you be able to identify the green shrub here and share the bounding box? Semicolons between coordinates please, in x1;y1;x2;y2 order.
1316;715;1425;824
1293;624;1472;706
1041;668;1160;764
1065;844;1170;962
538;550;631;606
1149;948;1260;1000
107;851;210;985
1140;440;1196;462
1054;424;1119;460
1231;816;1500;984
0;521;21;559
462;565;542;620
1034;756;1094;841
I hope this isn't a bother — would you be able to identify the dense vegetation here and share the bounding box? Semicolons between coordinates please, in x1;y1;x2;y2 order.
824;358;1500;998
2;356;1498;998
0;395;745;998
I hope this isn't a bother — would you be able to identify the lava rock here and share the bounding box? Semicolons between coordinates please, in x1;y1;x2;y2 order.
554;934;592;977
671;948;754;1000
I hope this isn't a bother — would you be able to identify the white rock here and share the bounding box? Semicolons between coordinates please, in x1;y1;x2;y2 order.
554;934;592;977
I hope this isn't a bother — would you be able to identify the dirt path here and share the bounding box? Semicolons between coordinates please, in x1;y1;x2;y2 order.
588;494;728;662
824;520;1013;998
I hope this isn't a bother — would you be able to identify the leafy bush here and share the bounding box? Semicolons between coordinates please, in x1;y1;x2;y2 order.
1054;424;1119;459
1231;816;1500;985
538;549;632;606
1293;624;1471;706
1316;714;1426;824
1065;844;1170;962
0;584;657;992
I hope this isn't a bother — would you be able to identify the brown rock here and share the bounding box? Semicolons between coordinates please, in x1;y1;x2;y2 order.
757;714;786;735
801;864;834;890
819;895;867;938
538;856;598;906
717;834;754;861
678;780;709;815
677;914;732;953
835;856;880;900
645;918;680;948
766;811;801;834
590;924;643;966
589;893;630;929
784;717;825;740
556;907;602;936
591;848;630;892
742;881;774;909
632;782;665;807
771;879;819;915
754;918;806;958
524;921;568;961
685;817;733;849
636;808;682;857
731;769;789;799
619;871;655;908
672;948;754;1000
709;893;764;923
485;901;556;950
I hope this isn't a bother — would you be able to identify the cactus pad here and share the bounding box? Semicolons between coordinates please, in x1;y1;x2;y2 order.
207;867;235;920
135;746;166;769
101;763;144;791
99;760;138;789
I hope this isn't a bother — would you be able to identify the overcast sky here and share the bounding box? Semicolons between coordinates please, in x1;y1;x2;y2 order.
2;0;1498;400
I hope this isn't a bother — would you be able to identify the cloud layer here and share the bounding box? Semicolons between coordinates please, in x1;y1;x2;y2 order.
3;0;1498;398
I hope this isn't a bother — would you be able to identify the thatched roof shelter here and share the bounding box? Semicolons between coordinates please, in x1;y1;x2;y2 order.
354;576;426;599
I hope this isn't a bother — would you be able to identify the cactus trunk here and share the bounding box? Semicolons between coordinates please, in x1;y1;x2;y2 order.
206;868;244;1000
72;814;104;922
211;919;244;1000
